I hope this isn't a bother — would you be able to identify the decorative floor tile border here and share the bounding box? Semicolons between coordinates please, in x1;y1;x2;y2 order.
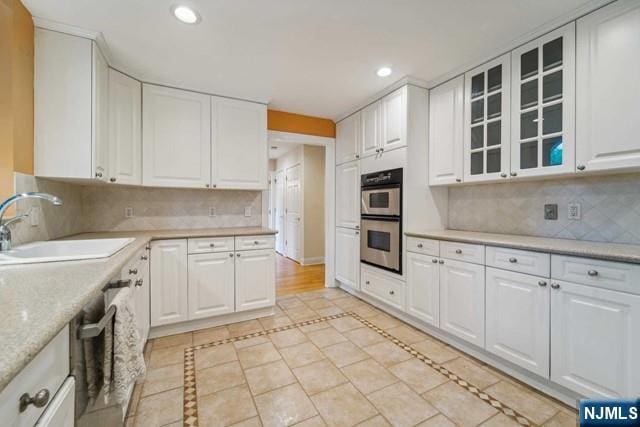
182;311;537;427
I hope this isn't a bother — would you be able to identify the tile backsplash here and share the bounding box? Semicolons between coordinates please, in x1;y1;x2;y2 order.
11;173;262;245
449;173;640;245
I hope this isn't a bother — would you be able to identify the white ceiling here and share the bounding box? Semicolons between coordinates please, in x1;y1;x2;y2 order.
23;0;593;119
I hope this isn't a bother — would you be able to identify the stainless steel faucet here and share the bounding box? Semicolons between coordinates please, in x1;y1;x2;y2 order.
0;192;63;252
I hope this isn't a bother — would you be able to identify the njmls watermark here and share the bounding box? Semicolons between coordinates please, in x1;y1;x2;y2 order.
580;399;640;426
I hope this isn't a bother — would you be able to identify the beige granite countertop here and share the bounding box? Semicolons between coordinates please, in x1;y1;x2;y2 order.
406;229;640;264
0;227;275;391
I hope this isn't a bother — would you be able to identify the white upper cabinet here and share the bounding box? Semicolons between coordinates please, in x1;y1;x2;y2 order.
576;0;640;173
336;112;361;164
142;84;211;188
34;29;109;181
429;76;464;186
211;97;268;190
108;68;142;185
360;101;381;158
406;252;440;327
464;54;511;183
380;87;406;152
511;23;575;178
335;160;361;229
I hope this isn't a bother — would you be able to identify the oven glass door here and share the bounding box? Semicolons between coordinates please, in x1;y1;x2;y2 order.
361;187;400;216
360;218;400;272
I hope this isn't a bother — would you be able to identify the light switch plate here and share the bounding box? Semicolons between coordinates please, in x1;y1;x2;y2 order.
29;206;40;227
125;207;134;218
568;203;581;220
544;204;558;220
244;207;252;217
209;207;216;217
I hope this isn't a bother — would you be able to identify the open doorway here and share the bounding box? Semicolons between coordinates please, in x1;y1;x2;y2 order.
267;136;328;296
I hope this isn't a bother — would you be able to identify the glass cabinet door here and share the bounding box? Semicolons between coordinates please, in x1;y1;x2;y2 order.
463;53;511;182
511;22;575;177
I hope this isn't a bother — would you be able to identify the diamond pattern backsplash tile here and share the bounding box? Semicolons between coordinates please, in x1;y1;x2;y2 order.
448;173;640;245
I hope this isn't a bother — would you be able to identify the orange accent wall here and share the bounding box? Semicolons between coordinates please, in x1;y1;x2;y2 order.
0;0;34;214
267;110;335;138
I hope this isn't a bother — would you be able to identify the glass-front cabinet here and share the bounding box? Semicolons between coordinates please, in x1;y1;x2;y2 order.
463;54;511;182
510;22;575;177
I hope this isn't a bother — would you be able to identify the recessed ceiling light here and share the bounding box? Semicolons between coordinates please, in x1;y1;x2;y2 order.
376;67;392;77
171;5;201;24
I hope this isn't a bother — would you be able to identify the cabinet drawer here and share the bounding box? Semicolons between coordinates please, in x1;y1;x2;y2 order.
440;241;485;264
235;235;275;251
406;237;439;257
361;267;405;311
0;326;69;427
551;255;640;295
486;246;550;277
188;237;235;254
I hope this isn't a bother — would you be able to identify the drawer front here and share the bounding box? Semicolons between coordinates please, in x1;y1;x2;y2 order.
551;255;640;295
440;241;485;264
486;246;550;277
0;326;70;427
188;237;235;254
235;235;275;251
361;267;405;310
406;237;439;256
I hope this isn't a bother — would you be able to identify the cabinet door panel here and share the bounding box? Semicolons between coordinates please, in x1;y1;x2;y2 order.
361;101;381;158
486;268;549;377
92;44;109;181
336;112;361;164
439;259;485;347
335;161;361;229
235;249;275;312
188;252;235;319
142;84;211;188
406;252;439;326
551;280;640;398
34;377;75;427
212;97;267;189
335;227;360;289
381;87;406;152
576;0;640;172
429;76;464;186
150;240;188;326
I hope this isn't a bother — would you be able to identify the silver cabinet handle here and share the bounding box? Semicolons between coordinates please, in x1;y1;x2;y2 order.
455;178;462;183
145;245;151;250
389;290;395;295
140;255;148;261
135;278;143;287
417;243;424;248
538;280;547;287
438;260;445;264
432;259;438;263
205;183;210;188
355;231;359;235
587;270;599;277
129;268;138;275
577;165;586;171
95;171;103;178
355;225;360;229
355;154;360;159
500;173;507;178
209;243;215;247
236;253;241;257
509;257;517;263
550;283;560;289
213;184;217;188
455;249;462;254
510;172;518;177
110;177;116;183
229;253;234;257
375;148;380;153
19;389;50;412
254;241;260;245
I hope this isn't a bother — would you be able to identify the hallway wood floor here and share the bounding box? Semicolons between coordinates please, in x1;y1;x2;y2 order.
276;253;325;296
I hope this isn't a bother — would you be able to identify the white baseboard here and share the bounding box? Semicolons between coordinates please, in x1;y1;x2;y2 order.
301;256;325;265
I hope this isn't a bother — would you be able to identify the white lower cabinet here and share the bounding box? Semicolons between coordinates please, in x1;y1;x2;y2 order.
550;279;640;398
485;268;550;377
335;227;360;289
35;377;75;427
188;252;235;319
439;259;485;347
406;252;439;327
150;240;189;327
235;249;276;312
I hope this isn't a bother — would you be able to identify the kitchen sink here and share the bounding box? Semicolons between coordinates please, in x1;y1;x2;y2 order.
0;238;135;265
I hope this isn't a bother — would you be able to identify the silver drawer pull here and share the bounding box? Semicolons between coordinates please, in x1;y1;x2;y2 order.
140;255;148;261
135;278;143;287
365;280;370;285
432;259;438;263
550;283;560;289
455;249;462;254
254;240;260;245
587;270;599;277
237;253;241;257
417;243;424;248
209;243;215;247
538;281;547;287
438;260;445;264
129;268;138;275
229;253;234;257
389;290;395;295
19;389;50;412
509;257;517;263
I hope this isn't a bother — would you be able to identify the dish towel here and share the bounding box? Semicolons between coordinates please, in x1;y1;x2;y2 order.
81;293;106;407
103;287;146;405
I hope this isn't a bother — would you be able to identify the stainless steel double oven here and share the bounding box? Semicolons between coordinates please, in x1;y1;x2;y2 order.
360;168;402;274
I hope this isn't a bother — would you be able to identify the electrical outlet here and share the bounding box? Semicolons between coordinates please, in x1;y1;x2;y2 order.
244;206;252;217
29;206;40;227
124;207;134;218
568;203;581;220
544;204;558;220
209;207;216;217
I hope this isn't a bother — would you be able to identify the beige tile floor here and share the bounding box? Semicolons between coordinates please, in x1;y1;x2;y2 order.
126;288;577;427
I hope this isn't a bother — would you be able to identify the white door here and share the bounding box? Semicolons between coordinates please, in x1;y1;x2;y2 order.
212;97;268;189
335;227;360;289
463;54;511;183
235;249;276;312
576;0;640;173
406;252;440;327
335;160;360;230
429;76;464;186
150;239;188;326
188;252;235;319
360;101;381;158
108;68;141;185
336;111;361;164
510;23;575;178
142;84;211;188
275;170;285;254
439;259;485;347
380;87;406;153
551;280;640;398
268;172;276;229
285;164;302;262
485;268;549;377
92;44;109;182
35;377;75;427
